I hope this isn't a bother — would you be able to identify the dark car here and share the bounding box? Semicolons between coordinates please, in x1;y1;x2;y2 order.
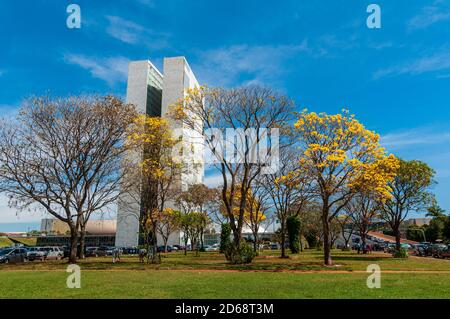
26;247;47;261
157;245;172;253
438;245;450;259
269;243;279;250
0;247;28;264
172;245;185;251
432;244;448;258
414;244;429;257
121;247;139;255
85;247;102;257
94;246;110;257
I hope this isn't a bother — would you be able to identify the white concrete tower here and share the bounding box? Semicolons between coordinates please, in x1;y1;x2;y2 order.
115;57;204;248
115;60;163;248
161;57;204;191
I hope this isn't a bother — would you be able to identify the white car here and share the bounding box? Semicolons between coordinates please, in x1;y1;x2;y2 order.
204;245;219;252
42;246;63;260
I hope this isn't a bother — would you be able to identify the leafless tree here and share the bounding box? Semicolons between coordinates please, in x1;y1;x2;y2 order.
345;192;380;252
260;147;311;258
335;213;355;249
0;95;136;263
172;86;294;261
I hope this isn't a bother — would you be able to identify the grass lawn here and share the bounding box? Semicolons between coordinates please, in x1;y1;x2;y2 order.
1;250;449;298
0;237;13;248
8;237;37;246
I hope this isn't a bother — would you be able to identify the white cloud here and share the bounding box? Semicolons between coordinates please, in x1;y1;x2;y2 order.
381;127;450;149
195;41;310;86
105;15;169;49
64;54;130;85
373;50;450;79
408;1;450;31
106;16;143;44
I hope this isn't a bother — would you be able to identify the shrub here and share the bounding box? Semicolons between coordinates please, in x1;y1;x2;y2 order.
287;216;301;254
225;241;257;264
392;249;408;259
220;223;232;253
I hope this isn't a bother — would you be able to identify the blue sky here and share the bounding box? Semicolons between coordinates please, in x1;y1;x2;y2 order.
0;0;449;230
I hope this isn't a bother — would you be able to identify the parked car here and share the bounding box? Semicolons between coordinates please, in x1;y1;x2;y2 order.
173;245;185;251
416;243;432;257
122;247;139;255
95;246;111;257
384;243;396;253
84;247;100;257
42;246;64;260
106;247;115;256
157;245;172;252
437;245;450;259
401;243;412;250
26;247;47;261
432;243;448;258
269;243;280;250
207;245;219;252
0;247;28;264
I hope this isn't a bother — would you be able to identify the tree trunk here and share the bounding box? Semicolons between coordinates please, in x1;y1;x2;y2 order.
68;227;78;264
281;225;287;258
151;227;158;263
361;232;367;254
322;217;332;266
343;235;350;248
163;238;168;253
79;226;86;259
253;232;258;252
394;226;401;251
233;231;241;248
200;229;204;250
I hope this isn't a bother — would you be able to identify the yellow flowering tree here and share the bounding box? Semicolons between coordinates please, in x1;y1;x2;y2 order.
126;114;182;263
291;110;399;265
156;208;182;253
221;186;268;252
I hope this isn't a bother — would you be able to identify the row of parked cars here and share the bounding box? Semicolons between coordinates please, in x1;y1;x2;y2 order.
0;244;224;264
0;246;64;264
412;242;450;259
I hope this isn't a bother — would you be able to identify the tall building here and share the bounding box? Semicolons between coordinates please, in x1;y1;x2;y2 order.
115;57;204;248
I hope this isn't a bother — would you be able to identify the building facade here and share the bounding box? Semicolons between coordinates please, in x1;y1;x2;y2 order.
40;218;116;235
115;57;204;248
